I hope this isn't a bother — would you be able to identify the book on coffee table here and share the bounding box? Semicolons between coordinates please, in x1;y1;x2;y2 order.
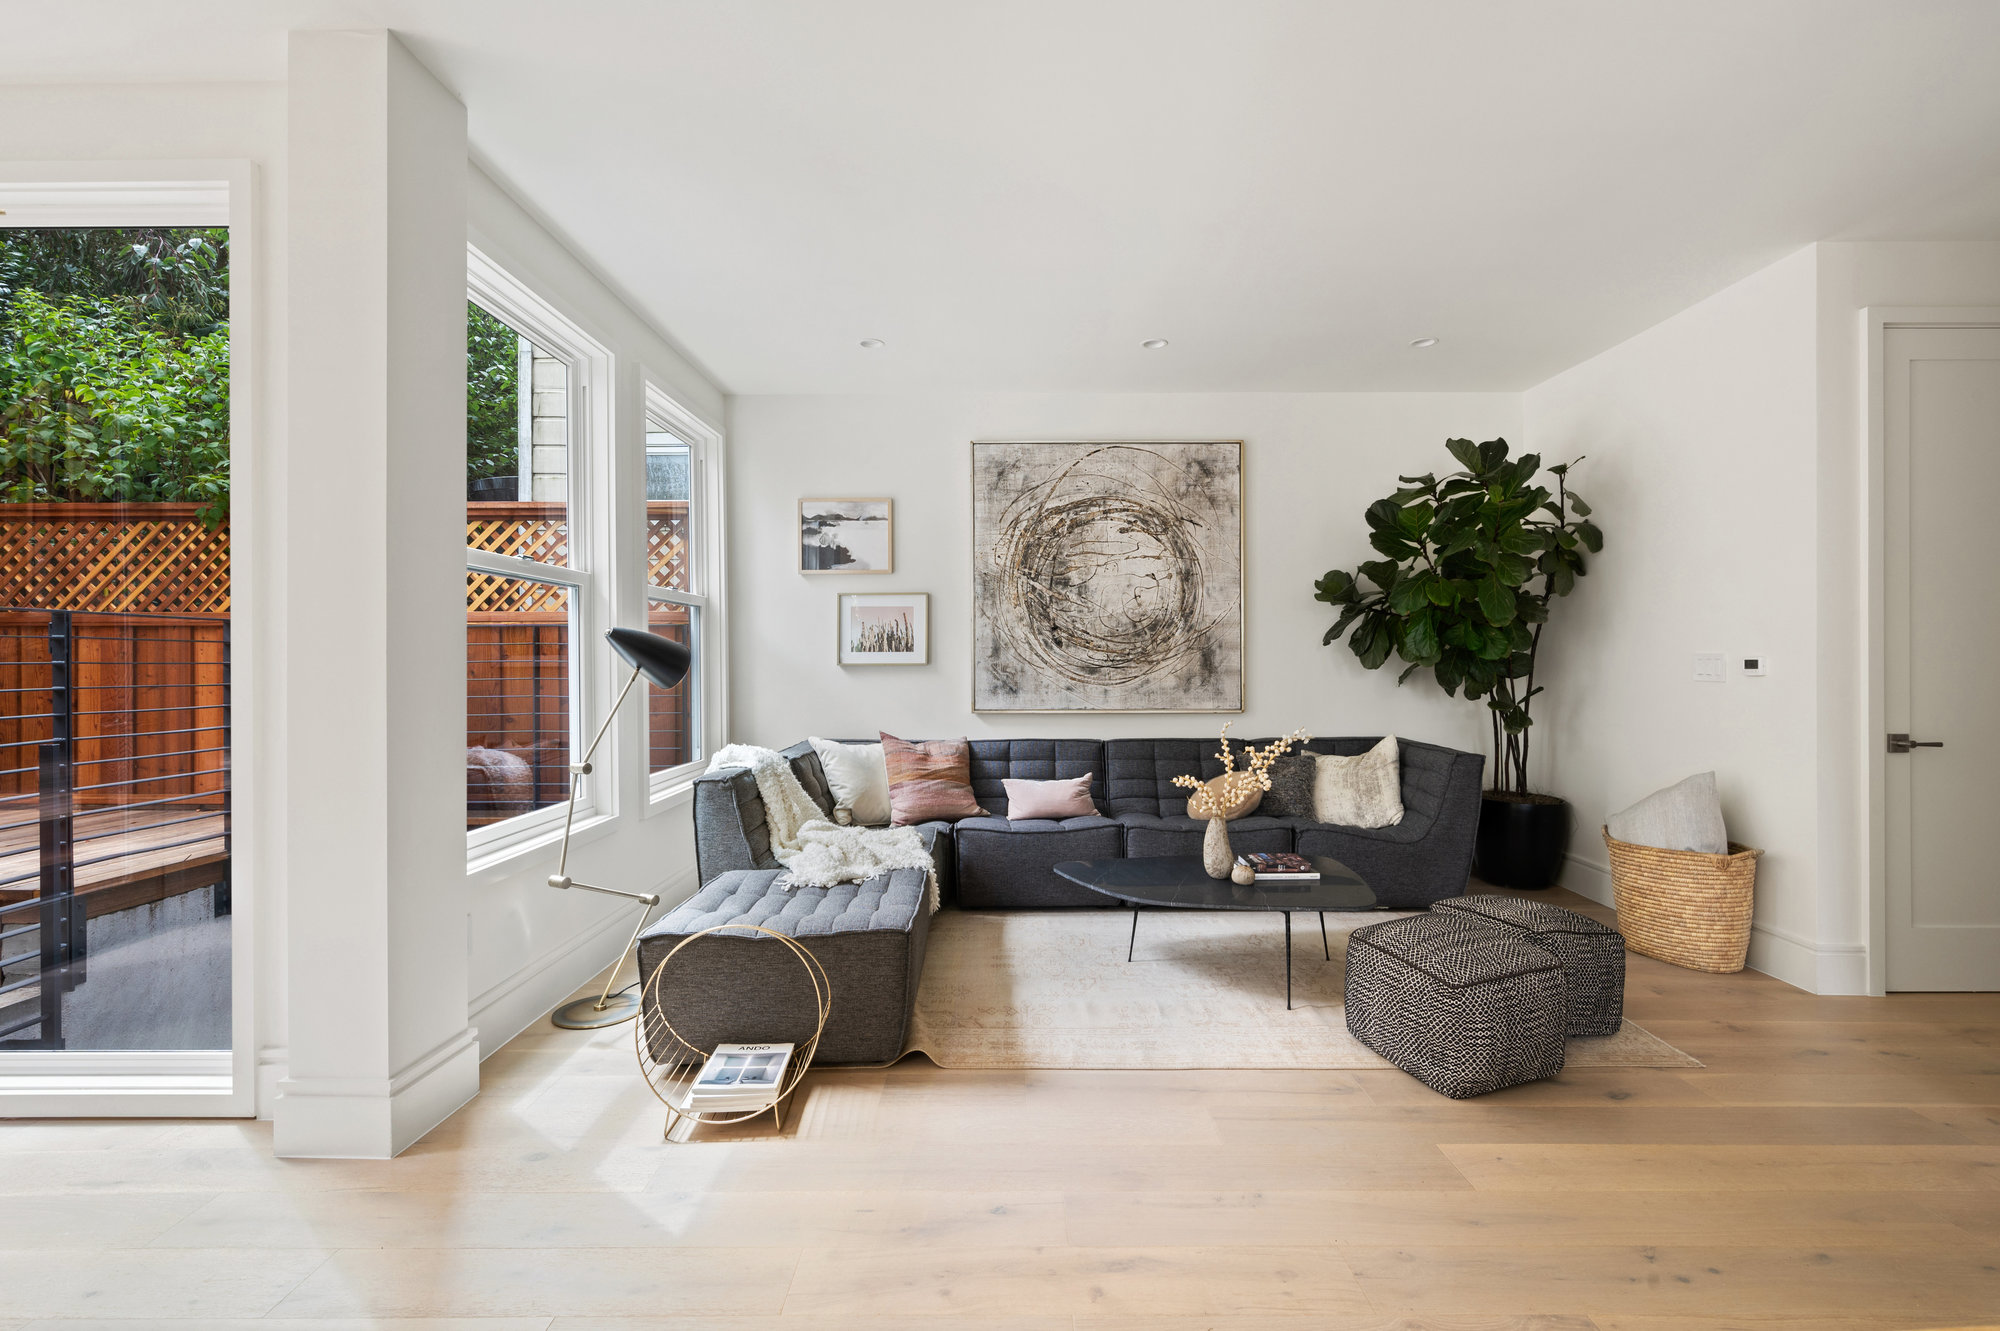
1235;852;1322;881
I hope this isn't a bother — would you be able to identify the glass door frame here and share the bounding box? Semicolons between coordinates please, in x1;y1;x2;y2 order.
0;162;258;1117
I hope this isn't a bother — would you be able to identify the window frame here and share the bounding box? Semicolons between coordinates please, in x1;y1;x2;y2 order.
465;246;617;866
641;378;725;800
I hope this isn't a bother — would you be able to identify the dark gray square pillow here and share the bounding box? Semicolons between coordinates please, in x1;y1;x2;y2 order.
1258;753;1317;819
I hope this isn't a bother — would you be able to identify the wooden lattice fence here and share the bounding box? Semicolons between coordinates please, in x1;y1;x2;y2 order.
0;504;228;614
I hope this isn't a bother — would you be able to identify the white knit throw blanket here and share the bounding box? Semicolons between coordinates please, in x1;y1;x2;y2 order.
706;744;940;911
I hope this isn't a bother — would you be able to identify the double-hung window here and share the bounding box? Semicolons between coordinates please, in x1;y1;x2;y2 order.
642;382;720;790
464;249;609;858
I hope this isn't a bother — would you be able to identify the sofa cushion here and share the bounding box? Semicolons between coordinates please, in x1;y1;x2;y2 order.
1105;737;1296;817
1116;811;1292;859
968;738;1104;818
1258;752;1317;819
1003;774;1097;820
637;867;929;1066
1310;736;1405;828
882;734;986;824
953;813;1124;908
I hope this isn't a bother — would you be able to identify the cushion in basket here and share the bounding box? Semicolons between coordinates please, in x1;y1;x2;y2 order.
881;733;987;825
1607;771;1726;854
1003;774;1097;820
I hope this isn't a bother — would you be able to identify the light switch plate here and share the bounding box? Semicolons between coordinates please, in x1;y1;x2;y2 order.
1694;652;1726;683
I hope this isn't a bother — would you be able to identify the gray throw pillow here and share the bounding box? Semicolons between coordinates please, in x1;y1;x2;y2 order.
1607;771;1727;853
1258;753;1317;819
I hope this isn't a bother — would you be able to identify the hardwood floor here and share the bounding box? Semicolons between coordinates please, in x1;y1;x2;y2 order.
4;885;1998;1330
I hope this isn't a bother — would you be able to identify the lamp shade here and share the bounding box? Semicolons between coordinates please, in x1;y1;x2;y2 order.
606;626;692;690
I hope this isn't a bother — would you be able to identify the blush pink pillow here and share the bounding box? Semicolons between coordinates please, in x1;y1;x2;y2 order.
1002;774;1097;821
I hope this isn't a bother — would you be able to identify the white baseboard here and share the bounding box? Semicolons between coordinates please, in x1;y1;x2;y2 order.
468;863;699;1059
256;1043;287;1120
1559;852;1865;995
273;1024;481;1158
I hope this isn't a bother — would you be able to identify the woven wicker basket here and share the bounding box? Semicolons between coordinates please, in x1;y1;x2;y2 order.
1604;827;1761;973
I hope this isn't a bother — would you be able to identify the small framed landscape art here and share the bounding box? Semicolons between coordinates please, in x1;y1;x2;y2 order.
839;593;929;665
800;497;893;573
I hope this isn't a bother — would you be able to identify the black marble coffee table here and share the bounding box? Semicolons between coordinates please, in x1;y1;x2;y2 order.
1052;855;1379;1009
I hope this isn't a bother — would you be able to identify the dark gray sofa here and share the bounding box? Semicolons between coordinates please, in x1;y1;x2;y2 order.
692;735;1484;911
653;734;1483;1067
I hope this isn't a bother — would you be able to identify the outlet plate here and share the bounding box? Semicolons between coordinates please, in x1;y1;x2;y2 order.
1694;652;1726;683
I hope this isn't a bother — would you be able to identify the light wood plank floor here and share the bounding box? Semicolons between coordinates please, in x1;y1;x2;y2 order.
3;885;1998;1330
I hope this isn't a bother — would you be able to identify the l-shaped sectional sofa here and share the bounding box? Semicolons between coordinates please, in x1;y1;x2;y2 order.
641;735;1485;1065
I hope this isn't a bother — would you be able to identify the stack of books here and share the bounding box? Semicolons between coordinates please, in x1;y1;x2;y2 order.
678;1042;794;1113
1235;851;1321;882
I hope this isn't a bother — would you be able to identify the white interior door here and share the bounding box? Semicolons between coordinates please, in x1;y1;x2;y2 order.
1885;324;2000;991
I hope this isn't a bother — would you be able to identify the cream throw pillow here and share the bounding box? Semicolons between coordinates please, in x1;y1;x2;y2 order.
1311;736;1404;828
807;737;891;826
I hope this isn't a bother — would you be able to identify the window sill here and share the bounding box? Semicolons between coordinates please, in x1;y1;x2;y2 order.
646;774;699;818
468;809;617;883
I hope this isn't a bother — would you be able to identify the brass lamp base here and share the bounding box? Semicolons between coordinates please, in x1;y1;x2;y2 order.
551;990;643;1029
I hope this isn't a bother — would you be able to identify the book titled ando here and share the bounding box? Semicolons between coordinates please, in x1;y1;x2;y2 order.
678;1042;795;1112
1235;851;1321;881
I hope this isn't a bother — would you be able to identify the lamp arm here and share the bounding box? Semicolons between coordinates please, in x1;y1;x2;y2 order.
553;663;645;881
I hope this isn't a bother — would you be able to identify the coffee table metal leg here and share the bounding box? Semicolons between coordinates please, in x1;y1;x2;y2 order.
1128;906;1139;962
1284;911;1293;1010
1320;911;1330;960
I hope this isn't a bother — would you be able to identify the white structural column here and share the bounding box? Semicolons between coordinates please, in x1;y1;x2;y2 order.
275;30;477;1157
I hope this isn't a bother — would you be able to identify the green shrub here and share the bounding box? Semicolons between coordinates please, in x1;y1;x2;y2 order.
0;289;230;525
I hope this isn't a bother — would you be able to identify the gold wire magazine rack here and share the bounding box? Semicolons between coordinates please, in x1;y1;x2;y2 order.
635;923;831;1137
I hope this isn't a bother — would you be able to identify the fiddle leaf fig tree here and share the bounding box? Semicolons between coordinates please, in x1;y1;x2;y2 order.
1314;437;1601;796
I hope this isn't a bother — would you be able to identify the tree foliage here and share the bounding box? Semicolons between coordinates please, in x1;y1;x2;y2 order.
0;228;230;524
1314;437;1602;795
466;301;519;486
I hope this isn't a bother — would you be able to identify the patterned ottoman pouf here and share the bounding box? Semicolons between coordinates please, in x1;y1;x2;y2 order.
1344;914;1567;1099
1432;895;1626;1036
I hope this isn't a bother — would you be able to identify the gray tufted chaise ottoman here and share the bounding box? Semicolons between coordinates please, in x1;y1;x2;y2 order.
1432;895;1626;1036
635;867;931;1066
1345;913;1567;1098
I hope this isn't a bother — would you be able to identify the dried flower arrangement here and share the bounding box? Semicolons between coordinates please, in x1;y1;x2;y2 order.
1173;723;1312;819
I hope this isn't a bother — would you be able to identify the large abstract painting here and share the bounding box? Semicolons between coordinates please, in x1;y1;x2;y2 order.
972;441;1243;712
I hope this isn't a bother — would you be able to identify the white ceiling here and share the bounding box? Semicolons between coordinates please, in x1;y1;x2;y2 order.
7;0;2000;394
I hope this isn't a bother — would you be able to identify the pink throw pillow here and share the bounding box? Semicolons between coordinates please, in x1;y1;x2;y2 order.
1002;774;1097;821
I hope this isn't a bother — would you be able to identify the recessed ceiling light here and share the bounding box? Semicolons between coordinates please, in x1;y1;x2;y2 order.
1410;337;1439;348
858;338;885;349
1141;338;1169;349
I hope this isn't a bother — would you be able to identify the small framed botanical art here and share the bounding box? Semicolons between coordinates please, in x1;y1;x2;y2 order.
839;592;929;665
800;497;893;573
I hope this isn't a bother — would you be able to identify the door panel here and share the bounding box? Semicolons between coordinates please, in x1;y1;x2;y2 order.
1885;325;2000;990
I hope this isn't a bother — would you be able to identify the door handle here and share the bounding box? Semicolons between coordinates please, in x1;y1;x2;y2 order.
1887;733;1945;754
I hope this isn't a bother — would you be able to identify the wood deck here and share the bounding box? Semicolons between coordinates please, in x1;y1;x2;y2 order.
0;804;228;919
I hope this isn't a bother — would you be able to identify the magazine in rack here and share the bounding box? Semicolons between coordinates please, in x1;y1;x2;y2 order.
677;1042;796;1113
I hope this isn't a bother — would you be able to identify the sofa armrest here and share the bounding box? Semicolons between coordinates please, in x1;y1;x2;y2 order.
693;766;779;884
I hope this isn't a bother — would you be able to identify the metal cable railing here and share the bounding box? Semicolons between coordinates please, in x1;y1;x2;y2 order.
0;608;231;1047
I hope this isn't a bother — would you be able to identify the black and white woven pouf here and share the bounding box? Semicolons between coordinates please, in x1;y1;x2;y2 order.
1344;914;1567;1099
1432;894;1626;1036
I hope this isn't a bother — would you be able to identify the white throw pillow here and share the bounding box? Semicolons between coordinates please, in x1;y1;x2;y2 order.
1607;771;1727;853
1311;736;1405;829
808;737;892;826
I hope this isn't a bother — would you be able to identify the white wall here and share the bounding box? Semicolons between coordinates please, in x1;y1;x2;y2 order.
727;392;1519;756
0;66;726;1133
1813;242;2000;992
461;166;723;1054
1522;247;1825;986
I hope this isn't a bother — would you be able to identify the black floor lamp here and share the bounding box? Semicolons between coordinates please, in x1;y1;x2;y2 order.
547;626;692;1029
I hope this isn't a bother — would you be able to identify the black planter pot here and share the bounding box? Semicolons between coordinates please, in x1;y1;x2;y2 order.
1474;795;1571;889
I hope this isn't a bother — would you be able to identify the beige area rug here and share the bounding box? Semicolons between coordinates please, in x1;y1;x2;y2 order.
906;908;1700;1071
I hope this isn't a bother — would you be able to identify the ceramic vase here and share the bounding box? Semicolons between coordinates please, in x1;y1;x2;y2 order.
1202;816;1234;879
